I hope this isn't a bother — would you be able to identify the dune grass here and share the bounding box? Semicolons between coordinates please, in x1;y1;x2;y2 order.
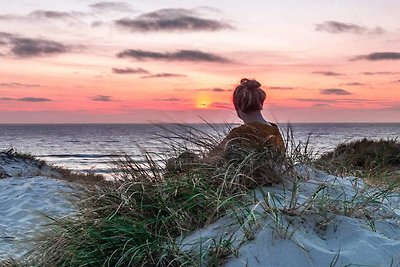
8;127;400;266
21;124;295;267
0;148;106;184
314;138;400;186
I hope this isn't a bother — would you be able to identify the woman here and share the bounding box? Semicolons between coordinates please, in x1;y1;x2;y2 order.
211;78;285;157
166;79;285;188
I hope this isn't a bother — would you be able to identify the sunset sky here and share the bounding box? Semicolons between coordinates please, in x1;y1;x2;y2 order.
0;0;399;123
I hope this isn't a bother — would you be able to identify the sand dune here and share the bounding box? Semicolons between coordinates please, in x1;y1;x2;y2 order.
0;152;72;259
1;152;400;266
180;167;400;266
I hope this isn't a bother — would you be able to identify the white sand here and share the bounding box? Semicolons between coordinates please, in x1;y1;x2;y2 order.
0;151;62;179
0;153;72;259
179;166;400;266
1;151;400;265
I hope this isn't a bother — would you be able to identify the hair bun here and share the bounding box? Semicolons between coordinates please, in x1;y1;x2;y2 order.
240;78;261;90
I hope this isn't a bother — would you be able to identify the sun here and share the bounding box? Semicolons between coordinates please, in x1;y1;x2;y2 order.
196;95;212;109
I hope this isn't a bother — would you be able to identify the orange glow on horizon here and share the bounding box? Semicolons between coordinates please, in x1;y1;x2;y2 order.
0;1;400;123
195;94;213;109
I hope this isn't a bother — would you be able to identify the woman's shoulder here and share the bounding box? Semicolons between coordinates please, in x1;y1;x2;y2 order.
229;122;280;136
226;122;284;149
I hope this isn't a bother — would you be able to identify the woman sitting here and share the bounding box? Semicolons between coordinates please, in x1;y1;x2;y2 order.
166;78;286;186
210;78;285;158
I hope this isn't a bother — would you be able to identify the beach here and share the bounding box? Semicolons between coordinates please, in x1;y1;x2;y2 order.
1;124;400;265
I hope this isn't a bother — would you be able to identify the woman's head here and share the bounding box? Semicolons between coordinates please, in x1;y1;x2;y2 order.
233;78;266;114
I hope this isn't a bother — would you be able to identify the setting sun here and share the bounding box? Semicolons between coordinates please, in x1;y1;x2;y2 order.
196;95;212;109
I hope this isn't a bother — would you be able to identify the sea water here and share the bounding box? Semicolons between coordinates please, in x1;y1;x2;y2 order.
0;123;399;174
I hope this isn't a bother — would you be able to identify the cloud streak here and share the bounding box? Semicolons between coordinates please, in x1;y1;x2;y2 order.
90;95;116;102
11;38;69;57
115;8;232;32
141;73;186;79
320;88;351;95
269;86;294;90
112;67;150;74
153;98;182;102
90;2;135;12
195;88;231;92
362;71;400;75
312;71;344;76
0;10;84;21
0;32;71;57
293;98;395;109
315;21;384;35
352;52;400;61
340;82;364;86
29;10;78;19
0;82;41;88
117;49;230;63
0;97;52;102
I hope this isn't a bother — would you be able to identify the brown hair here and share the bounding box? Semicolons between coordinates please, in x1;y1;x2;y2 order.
233;78;266;113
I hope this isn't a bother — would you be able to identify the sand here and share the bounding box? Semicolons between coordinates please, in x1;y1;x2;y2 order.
0;152;72;259
1;151;400;266
179;166;400;266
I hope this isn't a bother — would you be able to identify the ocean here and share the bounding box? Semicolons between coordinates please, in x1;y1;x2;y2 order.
0;123;399;175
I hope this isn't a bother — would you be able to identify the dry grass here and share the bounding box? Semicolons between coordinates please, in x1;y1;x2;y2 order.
50;165;107;184
13;126;400;266
22;123;295;266
1;148;106;184
314;138;400;186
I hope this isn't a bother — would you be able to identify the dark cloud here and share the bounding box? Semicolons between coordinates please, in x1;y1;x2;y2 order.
352;52;400;61
362;71;400;75
320;88;351;95
293;98;388;106
210;88;227;92
29;10;75;19
0;10;83;21
269;86;294;90
117;49;230;63
0;82;41;88
115;8;232;32
90;95;115;102
0;32;70;57
141;73;186;79
312;71;344;76
315;21;385;34
294;98;338;103
210;101;232;109
112;67;149;74
0;32;13;37
313;103;331;107
153;98;182;101
90;2;135;12
9;37;69;57
195;88;231;92
0;97;52;102
0;32;14;42
339;82;364;86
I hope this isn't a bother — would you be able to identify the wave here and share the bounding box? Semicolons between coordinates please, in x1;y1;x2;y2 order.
40;154;126;159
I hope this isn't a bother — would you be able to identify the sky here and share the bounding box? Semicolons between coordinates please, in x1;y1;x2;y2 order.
0;0;399;123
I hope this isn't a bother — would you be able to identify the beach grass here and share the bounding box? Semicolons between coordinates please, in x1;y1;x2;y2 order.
314;138;400;186
0;148;106;184
23;124;295;266
9;126;400;266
